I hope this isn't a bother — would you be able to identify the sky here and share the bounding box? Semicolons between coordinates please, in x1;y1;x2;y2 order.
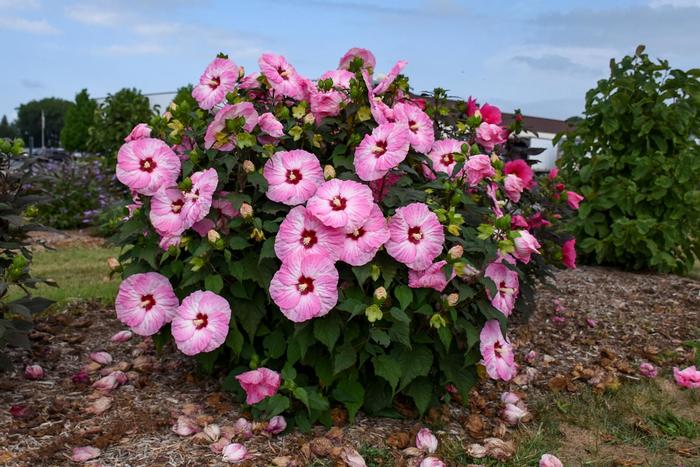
1;0;699;121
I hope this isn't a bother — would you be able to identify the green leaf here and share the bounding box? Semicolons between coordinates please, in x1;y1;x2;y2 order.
372;355;401;392
393;345;433;390
405;377;433;415
334;344;357;375
332;380;365;422
313;314;341;352
394;285;413;311
204;274;223;293
256;394;290;416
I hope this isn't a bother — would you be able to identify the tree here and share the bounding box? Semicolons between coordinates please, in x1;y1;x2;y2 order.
88;88;155;165
557;46;700;274
15;98;73;148
60;89;97;152
0;115;15;139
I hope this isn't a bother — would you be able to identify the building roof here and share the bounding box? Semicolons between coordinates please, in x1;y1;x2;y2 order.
502;113;572;135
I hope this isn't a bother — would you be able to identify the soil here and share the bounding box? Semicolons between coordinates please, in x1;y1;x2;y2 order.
1;235;699;466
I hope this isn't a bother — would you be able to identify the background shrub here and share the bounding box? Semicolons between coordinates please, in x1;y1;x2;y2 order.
557;46;700;274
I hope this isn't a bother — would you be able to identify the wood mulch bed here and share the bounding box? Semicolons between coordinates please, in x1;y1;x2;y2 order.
1;265;698;466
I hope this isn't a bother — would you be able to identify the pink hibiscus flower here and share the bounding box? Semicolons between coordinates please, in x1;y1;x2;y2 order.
116;138;181;196
235;368;281;405
159;234;181;251
503;174;526;203
480;319;516;381
465;154;496;186
204;103;259;151
484;260;519;316
192;57;239;110
566;191;584;210
306;179;374;231
115;272;179;336
275;206;345;262
562;239;576;269
673;366;700;389
511;215;529;229
386;203;444;270
427;139;465;177
539;454;564;467
504;160;534;188
150;187;188;235
475;122;508;152
486;182;504;218
528;212;552;229
354;123;411;181
263;149;323;205
373;60;408;95
393;102;435;154
269;253;339;323
513;230;541;264
340;204;390;266
310;70;354;123
338;47;376;71
258;112;284;138
408;260;455;292
258;53;305;100
466;96;478;117
171;291;231;356
479;103;502;125
182;168;218;226
124;123;152;142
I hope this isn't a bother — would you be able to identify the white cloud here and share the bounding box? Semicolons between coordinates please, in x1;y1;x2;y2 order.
650;0;700;7
0;16;59;34
64;3;124;26
507;45;619;75
0;0;40;9
99;43;167;56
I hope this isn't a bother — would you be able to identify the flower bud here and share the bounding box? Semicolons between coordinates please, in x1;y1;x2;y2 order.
172;415;200;437
416;427;438;453
204;423;221;442
250;227;265;242
445;293;459;307
222;443;248;463
90;351;113;365
365;304;383;323
266;415;287;435
373;287;387;302
429;314;447;329
447;224;461;236
447;245;463;260
233;417;253;438
240;203;253;219
24;364;44;380
238;66;246;80
207;229;221;243
323;164;336;180
303;112;315;125
243;160;255;173
107;257;120;271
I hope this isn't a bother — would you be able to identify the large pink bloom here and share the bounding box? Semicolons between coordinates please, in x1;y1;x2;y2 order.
428;139;465;177
115;272;179;336
504;160;534;188
566;191;584;210
340;204;390;266
204;103;258;151
171;291;231;356
275;206;345;262
562;239;576;269
235;368;281;405
338;47;376;70
258;53;305;100
476;122;508;152
504;174;526;203
386;203;444;270
192;57;239;110
480;320;516;381
150;187;188;235
124;123;151;142
479;103;502;125
408;260;454;292
310;69;354;124
264;150;323;205
258;112;284;138
673;366;700;388
465;154;496;186
306;179;374;231
116;138;181;196
182;168;218;226
393;102;434;154
373;60;408;95
484;260;519;317
269;253;339;323
513;230;541;264
354;123;410;181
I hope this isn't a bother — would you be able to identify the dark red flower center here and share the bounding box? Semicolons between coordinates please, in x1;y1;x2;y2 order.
441;153;455;166
494;340;504;358
408;120;419;133
330;196;347;211
286;169;302;185
297;275;314;295
407;226;423;244
140;157;157;173
300;229;318;248
209;76;221;89
194;312;208;330
372;140;387;157
171;199;184;214
140;294;156;311
347;227;365;240
277;67;289;80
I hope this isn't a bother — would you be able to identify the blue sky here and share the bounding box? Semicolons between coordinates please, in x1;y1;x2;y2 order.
1;0;699;121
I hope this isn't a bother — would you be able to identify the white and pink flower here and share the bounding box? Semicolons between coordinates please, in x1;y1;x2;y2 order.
275;206;345;262
465;154;496;186
480;319;516;381
264;149;324;205
354;123;410;181
235;368;281;405
115;272;179;336
513;230;541;264
428;139;465;177
340;204;390;266
150;187;188;236
257;112;284;138
393;102;434;154
204;103;258;151
116;138;181;196
259;53;305;100
475;122;508;152
171;291;231;356
338;47;376;70
182;168;218;226
306;179;374;231
124;123;152;142
408;260;454;292
192;57;239;110
484;260;519;317
386;203;444;270
673;366;700;389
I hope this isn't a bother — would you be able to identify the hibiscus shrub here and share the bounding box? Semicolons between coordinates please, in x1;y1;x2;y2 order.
557;46;700;274
113;49;575;426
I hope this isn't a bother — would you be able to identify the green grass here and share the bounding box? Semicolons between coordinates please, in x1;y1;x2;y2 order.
8;245;121;305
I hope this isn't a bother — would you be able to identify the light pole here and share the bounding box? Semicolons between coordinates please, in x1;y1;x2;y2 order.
41;109;45;150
